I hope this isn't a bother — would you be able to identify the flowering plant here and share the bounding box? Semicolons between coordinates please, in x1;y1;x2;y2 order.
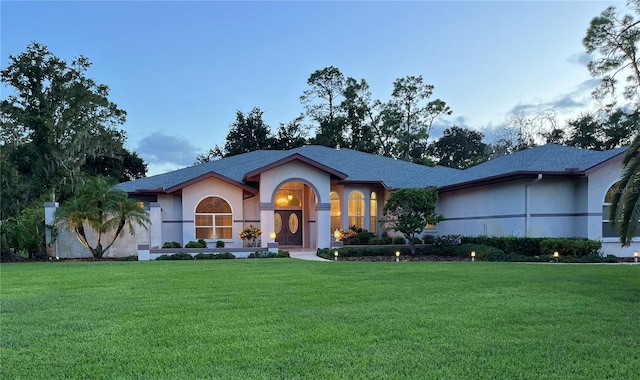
239;225;261;246
339;229;357;242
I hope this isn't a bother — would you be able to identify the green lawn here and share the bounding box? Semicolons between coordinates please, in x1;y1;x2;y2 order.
1;260;638;379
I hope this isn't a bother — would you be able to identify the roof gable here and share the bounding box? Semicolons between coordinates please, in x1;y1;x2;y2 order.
243;153;348;182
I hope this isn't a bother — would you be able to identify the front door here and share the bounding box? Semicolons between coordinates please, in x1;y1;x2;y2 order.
274;210;302;246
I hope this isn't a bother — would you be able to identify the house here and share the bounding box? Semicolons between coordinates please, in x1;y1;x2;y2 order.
46;143;638;258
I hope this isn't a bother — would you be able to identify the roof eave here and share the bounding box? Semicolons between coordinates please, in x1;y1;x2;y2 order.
165;172;258;194
439;171;585;193
242;153;348;181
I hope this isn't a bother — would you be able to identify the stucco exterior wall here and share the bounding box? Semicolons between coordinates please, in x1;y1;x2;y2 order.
181;178;245;248
157;194;183;246
586;157;640;257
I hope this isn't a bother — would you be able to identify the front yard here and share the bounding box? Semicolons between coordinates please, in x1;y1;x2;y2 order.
1;260;638;378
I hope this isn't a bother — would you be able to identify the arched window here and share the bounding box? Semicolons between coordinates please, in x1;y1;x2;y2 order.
603;182;640;238
330;191;340;232
195;196;233;240
348;191;364;229
370;192;377;234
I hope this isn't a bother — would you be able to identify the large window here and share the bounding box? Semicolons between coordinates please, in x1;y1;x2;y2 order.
348;191;364;229
195;196;233;240
603;182;640;238
330;191;340;232
370;192;377;234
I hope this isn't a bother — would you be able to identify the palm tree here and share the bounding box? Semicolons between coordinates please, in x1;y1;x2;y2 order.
54;176;149;258
610;135;640;246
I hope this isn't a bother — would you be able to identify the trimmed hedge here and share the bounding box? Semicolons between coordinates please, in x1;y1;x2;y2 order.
540;238;602;257
461;236;602;257
248;250;290;259
193;252;235;260
185;239;207;248
161;241;182;248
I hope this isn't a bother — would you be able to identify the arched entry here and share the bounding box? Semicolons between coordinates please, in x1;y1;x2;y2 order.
272;180;319;247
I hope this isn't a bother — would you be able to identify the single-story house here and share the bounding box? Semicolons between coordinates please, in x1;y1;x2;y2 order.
46;143;639;257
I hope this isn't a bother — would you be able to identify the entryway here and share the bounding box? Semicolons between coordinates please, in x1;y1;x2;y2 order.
274;210;302;246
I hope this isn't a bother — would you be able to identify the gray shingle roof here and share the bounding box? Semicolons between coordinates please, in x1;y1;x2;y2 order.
117;144;626;193
449;143;627;184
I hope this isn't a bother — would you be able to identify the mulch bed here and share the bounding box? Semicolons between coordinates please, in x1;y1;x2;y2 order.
337;255;469;262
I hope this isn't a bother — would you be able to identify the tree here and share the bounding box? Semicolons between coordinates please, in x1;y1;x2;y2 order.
53;176;149;258
341;77;378;153
583;0;640;103
383;188;442;254
564;112;604;150
608;135;640;246
428;126;488;169
272;115;309;150
1;42;144;218
387;75;452;163
301;67;348;148
221;107;275;157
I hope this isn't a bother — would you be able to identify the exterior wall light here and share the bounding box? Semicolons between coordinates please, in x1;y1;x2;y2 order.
471;251;476;262
334;229;341;242
395;250;400;263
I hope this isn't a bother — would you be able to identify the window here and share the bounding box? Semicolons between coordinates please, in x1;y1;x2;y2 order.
370;192;377;234
274;190;301;208
330;191;340;232
603;182;640;238
348;191;364;229
195;196;232;240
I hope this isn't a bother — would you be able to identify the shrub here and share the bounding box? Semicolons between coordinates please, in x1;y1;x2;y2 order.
433;235;462;247
156;252;193;260
215;240;225;248
410;237;422;245
194;252;235;260
392;237;406;244
118;255;138;261
345;237;361;245
368;237;392;245
185;240;207;248
422;235;435;244
540;238;602;257
357;230;373;243
248;250;290;259
162;241;181;248
461;236;543;256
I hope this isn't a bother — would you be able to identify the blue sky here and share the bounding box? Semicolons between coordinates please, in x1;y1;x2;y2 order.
1;1;624;175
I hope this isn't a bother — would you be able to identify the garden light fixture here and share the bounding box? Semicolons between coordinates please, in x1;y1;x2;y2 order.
635;251;638;263
553;251;559;263
334;251;338;261
334;229;341;242
471;251;476;262
395;250;400;262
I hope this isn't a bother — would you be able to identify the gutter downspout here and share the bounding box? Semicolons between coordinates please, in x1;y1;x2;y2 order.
525;174;543;237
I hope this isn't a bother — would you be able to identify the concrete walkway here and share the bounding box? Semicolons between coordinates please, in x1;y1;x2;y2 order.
287;248;329;261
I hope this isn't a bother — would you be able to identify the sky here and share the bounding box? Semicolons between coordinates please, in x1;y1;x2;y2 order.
0;0;626;176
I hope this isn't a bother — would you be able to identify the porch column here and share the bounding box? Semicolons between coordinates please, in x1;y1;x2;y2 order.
317;202;331;249
149;202;162;249
260;202;275;248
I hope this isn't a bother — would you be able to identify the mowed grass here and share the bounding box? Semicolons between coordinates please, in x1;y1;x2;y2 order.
1;260;638;379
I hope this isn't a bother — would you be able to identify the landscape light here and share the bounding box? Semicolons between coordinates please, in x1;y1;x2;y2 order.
471;251;476;262
553;251;559;263
634;251;638;263
334;251;339;261
395;250;400;263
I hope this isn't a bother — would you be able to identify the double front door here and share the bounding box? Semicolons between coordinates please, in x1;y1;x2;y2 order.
274;210;302;246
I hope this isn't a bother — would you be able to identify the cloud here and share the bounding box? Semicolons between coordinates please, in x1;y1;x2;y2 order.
567;52;592;66
508;79;600;116
137;131;200;166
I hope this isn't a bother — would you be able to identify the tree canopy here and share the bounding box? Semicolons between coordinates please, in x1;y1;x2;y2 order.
383;188;442;254
1;42;145;219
